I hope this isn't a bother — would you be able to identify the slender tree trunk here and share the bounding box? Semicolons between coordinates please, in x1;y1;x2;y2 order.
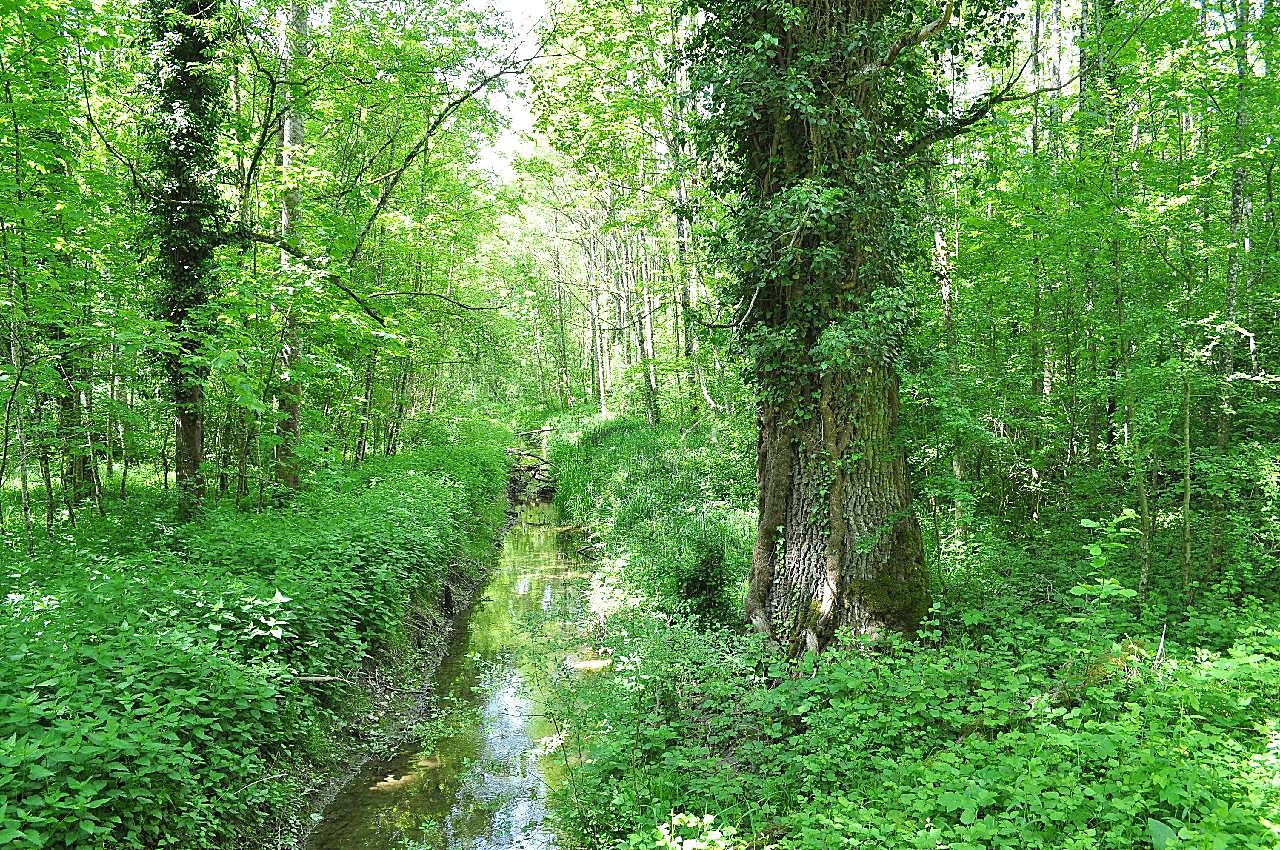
553;261;572;404
1210;0;1251;575
639;239;661;425
11;406;33;555
274;0;307;492
33;391;55;532
118;423;129;502
1030;276;1044;522
105;357;116;481
589;290;607;414
158;440;167;490
6;311;33;554
926;168;965;546
674;180;702;415
236;411;253;507
1126;377;1152;603
355;351;376;464
54;367;87;503
1181;336;1193;593
217;409;233;495
385;357;410;457
1028;5;1044;522
82;390;105;517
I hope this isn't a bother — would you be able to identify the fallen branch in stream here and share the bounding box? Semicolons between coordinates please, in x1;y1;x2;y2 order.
507;449;551;464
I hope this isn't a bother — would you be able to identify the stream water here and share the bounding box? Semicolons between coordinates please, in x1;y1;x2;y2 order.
307;503;586;850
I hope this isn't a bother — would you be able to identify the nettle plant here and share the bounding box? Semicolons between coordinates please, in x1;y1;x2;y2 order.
1077;510;1143;579
1070;511;1143;624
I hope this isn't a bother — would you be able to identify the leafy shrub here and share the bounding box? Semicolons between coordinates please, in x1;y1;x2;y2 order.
0;418;509;849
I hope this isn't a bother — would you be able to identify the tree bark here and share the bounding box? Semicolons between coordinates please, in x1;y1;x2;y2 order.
1210;0;1250;575
703;0;937;651
747;366;929;654
274;0;307;492
354;350;376;464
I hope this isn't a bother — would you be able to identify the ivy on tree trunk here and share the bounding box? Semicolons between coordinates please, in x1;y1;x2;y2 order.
144;0;225;517
692;0;991;651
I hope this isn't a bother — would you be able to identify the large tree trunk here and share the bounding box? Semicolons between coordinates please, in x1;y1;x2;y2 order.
698;0;959;653
146;0;224;518
747;365;929;655
172;376;205;512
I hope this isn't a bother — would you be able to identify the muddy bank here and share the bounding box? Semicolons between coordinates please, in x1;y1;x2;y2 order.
252;506;518;850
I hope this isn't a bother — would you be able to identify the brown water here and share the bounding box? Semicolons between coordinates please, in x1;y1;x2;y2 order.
307;504;586;850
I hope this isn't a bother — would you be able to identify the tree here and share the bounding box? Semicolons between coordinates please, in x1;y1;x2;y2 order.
143;0;226;517
273;0;308;491
693;0;1018;653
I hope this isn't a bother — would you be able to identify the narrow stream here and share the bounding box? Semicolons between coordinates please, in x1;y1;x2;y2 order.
307;503;586;850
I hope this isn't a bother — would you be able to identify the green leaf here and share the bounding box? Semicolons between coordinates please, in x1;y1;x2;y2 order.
1148;818;1176;850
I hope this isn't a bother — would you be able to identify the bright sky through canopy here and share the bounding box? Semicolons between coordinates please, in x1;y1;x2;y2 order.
475;0;546;177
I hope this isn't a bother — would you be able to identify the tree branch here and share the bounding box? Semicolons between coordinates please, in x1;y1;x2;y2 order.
74;47;147;199
364;291;504;311
877;0;958;72
898;0;1169;160
896;52;1037;159
233;231;386;325
346;52;538;266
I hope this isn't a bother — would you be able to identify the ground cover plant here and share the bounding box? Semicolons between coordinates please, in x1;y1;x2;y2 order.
3;0;1277;844
547;415;1280;850
0;419;509;849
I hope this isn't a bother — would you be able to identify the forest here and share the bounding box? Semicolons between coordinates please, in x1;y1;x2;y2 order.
1;0;1278;845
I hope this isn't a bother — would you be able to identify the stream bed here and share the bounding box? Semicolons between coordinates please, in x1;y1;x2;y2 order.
307;503;587;850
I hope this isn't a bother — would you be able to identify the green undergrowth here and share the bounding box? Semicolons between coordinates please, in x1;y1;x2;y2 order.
546;415;1280;850
551;413;755;620
0;418;510;849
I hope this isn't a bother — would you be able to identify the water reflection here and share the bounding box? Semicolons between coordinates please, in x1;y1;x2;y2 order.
307;504;583;850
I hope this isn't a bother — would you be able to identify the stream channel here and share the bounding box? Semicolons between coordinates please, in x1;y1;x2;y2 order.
307;502;589;850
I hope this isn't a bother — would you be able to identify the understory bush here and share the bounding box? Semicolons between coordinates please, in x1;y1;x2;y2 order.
547;415;1280;850
0;418;509;849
